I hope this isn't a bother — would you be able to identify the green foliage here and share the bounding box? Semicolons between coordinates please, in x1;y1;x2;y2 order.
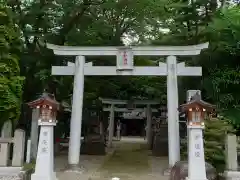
154;1;240;114
222;108;240;130
207;7;240;54
12;0;172;104
23;160;35;171
0;1;24;126
200;7;240;109
3;0;240;130
204;117;235;172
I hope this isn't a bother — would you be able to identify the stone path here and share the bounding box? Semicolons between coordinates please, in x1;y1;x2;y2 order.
55;150;113;180
55;137;169;180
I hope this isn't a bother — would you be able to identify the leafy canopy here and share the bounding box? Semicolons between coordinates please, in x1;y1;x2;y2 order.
0;1;24;126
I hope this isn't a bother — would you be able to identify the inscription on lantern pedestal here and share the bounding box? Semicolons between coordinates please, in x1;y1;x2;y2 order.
41;131;48;153
194;133;201;157
194;134;201;157
41;142;48;153
195;143;200;157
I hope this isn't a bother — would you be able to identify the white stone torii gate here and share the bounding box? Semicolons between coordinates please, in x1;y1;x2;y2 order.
47;42;208;171
100;98;159;148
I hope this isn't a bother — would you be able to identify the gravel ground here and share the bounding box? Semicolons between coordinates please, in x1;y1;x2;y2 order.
55;137;169;180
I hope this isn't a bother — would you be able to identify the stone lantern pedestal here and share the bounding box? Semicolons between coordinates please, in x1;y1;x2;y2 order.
31;122;58;180
186;125;207;180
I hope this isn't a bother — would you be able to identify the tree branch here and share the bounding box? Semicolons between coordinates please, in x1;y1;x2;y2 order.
57;0;104;45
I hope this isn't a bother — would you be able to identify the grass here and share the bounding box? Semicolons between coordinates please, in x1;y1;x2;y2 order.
100;142;150;173
23;162;35;171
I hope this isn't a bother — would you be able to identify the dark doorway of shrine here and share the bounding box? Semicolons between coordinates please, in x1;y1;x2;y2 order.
120;118;145;136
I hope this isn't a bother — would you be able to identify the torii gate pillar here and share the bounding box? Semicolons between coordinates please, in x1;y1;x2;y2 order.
67;56;85;171
167;56;180;167
146;104;152;149
108;104;115;148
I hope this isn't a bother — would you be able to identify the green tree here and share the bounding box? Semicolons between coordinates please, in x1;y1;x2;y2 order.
13;0;169;104
9;0;240;127
153;1;240;110
0;1;24;127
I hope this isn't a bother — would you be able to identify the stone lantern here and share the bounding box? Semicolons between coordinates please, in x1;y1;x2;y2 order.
178;92;215;180
27;92;59;180
181;92;214;128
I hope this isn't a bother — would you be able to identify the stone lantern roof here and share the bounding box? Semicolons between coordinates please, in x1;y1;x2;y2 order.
27;92;60;111
179;92;215;112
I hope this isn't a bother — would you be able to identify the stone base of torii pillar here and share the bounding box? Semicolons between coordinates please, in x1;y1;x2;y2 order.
64;164;85;173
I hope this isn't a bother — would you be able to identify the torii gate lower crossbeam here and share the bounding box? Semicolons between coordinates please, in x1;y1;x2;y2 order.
47;43;208;172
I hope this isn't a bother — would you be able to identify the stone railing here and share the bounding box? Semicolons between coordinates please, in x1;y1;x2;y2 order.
0;129;25;167
237;136;240;167
225;134;240;180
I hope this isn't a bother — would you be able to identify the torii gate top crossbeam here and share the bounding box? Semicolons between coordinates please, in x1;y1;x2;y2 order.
103;107;158;112
47;43;209;56
99;98;160;105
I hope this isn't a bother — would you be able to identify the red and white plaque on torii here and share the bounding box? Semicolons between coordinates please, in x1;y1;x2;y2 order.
116;47;134;70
